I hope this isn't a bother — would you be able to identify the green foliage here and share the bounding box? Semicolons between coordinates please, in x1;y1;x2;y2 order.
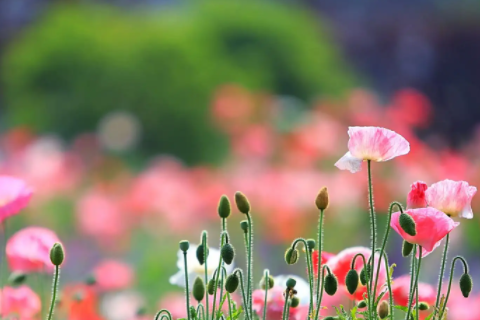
1;1;355;164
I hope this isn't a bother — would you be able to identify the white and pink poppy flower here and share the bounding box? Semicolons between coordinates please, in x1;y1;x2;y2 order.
425;179;477;219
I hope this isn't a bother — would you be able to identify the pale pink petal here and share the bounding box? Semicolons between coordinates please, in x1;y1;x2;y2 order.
0;176;33;223
391;208;459;257
347;126;410;162
334;152;363;173
0;285;41;317
425;180;477;218
407;181;428;209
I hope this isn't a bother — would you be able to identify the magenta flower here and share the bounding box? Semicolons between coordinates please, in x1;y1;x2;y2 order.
6;227;61;273
0;285;41;319
335;126;410;173
425;179;477;219
407;181;428;209
391;208;459;257
0;176;33;223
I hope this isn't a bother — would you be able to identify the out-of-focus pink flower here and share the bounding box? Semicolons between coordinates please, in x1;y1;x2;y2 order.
311;251;335;275
445;286;480;320
407;181;428;209
389;275;436;306
6;227;61;273
335;126;410;173
425;179;477;219
0;176;33;223
326;247;387;301
0;285;41;319
93;260;135;291
391;208;459;257
252;286;308;320
231;124;274;160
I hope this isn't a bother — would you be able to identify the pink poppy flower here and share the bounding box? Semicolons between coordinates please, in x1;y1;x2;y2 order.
391;208;459;257
311;251;336;276
0;176;33;223
407;181;428;209
425;179;477;219
389;275;436;307
93;260;135;291
326;247;387;301
335;126;410;173
0;285;41;319
6;227;61;273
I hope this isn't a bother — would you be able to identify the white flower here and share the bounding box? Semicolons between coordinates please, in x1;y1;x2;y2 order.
101;291;144;320
273;275;310;305
169;244;234;288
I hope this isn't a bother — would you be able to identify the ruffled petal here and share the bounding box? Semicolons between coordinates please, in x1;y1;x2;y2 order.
334;152;363;173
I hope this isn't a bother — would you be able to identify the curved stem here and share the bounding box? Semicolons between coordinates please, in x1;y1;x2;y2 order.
314;265;331;320
263;270;270;320
432;233;450;320
233;269;251;320
291;238;315;317
246;213;254;318
351;253;372;316
197;304;206;320
154;310;173;320
183;252;191;320
212;232;228;320
406;246;422;320
46;265;60;320
315;208;324;309
438;256;469;320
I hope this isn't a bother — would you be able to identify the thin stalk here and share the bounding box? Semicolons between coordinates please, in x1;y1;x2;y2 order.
227;292;233;320
291;238;315;317
351;253;371;317
242;230;249;313
282;291;291;320
314;265;331;320
406;246;422;320
246;213;254;318
367;160;377;291
315;209;324;307
432;233;450;320
438;256;469;320
381;251;394;319
197;304;206;320
212;233;228;320
218;219;227;314
233;269;251;320
262;270;270;320
202;232;209;320
46;265;60;320
154;310;173;320
183;252;192;320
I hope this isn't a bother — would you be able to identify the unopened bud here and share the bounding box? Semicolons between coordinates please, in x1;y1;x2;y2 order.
357;300;367;308
50;243;65;266
240;220;249;233
196;245;209;265
179;240;190;252
460;273;473;298
402;240;414;257
315;187;329;210
286;278;296;289
285;248;299;265
225;274;240;293
221;243;235;265
324;273;338;296
399;213;417;236
345;269;359;294
7;272;27;286
360;265;370;285
306;239;316;251
207;279;216;295
235;191;251;214
218;195;231;219
418;302;429;311
85;275;96;286
291;296;300;308
260;275;275;290
377;300;389;319
193;277;205;302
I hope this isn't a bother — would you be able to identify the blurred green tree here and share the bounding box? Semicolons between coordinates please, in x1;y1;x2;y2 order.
1;1;355;164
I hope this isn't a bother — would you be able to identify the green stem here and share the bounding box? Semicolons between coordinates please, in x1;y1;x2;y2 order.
219;219;227;314
46;265;60;320
406;246;422;320
183;252;191;320
382;251;394;319
367;160;376;286
212;233;228;320
291;238;314;317
438;256;469;320
202;232;209;320
315;209;324;308
432;233;450;320
233;269;251;320
351;253;372;316
262;270;270;320
154;310;173;320
246;213;254;318
314;265;331;320
282;290;291;320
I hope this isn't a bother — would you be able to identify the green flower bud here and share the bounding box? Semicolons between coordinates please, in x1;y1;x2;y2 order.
286;278;297;289
399;213;417;236
225;274;240;293
285;248;299;265
221;243;235;265
260;275;275;290
193;277;205;302
402;240;414;257
418;302;429;311
360;265;370;285
240;220;249;233
345;269;359;294
460;273;473;298
324;273;338;296
85;275;96;286
235;191;251;214
290;296;300;308
50;243;65;266
306;239;316;251
218;195;231;219
196;245;209;265
7;272;27;287
324;317;337;320
179;240;190;252
357;300;367;308
207;279;216;295
315;187;329;210
377;300;389;319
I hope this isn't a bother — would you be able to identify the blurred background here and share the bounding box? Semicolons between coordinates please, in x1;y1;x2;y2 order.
1;0;480;318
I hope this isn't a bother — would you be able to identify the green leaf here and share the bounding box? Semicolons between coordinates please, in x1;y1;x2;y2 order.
394;305;409;312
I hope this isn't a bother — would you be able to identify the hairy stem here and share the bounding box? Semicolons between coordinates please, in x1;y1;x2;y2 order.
438;256;469;320
211;233;227;320
314;265;331;320
315;209;324;309
246;213;254;318
154;310;173;320
406;246;422;320
46;265;60;320
432;233;450;320
234;269;251;320
183;252;191;320
282;290;291;320
263;270;270;320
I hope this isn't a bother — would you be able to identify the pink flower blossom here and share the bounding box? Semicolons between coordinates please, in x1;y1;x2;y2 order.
407;181;428;209
335;126;410;173
0;285;41;319
6;227;61;273
425;179;477;219
252;286;309;320
0;176;33;223
389;275;436;306
391;208;459;257
93;260;135;291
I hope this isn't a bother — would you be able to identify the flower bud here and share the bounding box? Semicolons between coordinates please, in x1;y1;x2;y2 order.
290;296;300;308
260;275;275;290
85;275;96;286
196;245;209;265
460;273;473;298
221;243;235;265
357;300;367;308
7;272;27;287
50;243;65;266
324;317;336;320
399;213;417;236
418;302;429;311
360;265;370;285
324;273;338;296
193;277;205;302
306;239;316;251
345;269;359;294
286;278;296;289
225;274;240;293
179;240;190;252
285;248;299;265
402;240;414;257
377;300;389;319
240;220;249;233
315;187;329;210
207;279;216;295
235;191;251;214
218;195;231;219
